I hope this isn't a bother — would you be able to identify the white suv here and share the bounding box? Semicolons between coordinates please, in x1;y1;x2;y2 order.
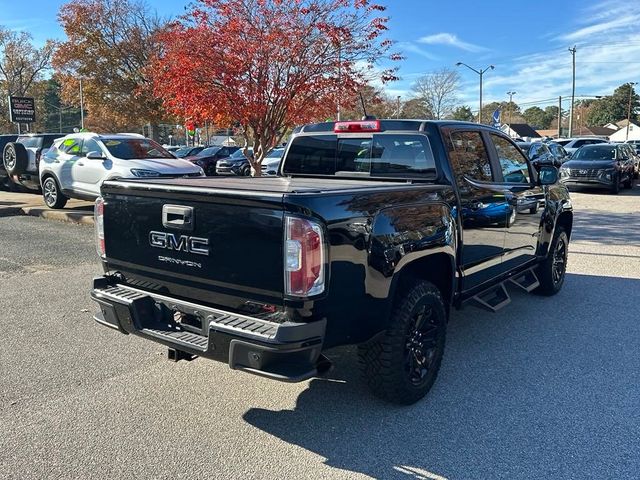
39;133;204;209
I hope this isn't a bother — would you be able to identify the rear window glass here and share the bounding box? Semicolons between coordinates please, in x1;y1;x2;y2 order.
283;134;436;178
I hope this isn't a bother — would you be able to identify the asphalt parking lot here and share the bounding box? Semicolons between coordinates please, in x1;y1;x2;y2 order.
1;189;639;480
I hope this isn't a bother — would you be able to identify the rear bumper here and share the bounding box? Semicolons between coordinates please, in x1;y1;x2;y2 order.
90;276;326;382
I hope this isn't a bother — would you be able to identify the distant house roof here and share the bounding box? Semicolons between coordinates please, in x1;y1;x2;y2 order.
572;126;614;137
505;123;541;138
536;129;559;138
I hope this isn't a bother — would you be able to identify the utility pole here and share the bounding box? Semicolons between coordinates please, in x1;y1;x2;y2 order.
557;96;562;138
568;46;577;137
626;82;637;141
507;91;516;127
79;78;85;130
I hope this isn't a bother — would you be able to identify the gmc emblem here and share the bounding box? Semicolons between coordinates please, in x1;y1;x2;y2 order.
149;231;209;256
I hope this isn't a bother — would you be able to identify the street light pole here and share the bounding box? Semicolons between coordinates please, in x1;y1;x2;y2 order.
456;62;495;123
507;91;516;127
568;46;577;137
626;82;637;141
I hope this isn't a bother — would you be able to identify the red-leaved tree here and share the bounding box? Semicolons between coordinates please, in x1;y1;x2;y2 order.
151;0;399;175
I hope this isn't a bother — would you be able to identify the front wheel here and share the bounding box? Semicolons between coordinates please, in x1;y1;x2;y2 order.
610;176;620;194
623;173;633;189
358;281;447;405
42;176;68;209
535;227;568;296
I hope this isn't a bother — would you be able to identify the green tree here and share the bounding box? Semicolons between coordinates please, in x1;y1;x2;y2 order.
522;106;552;129
586;83;639;127
42;77;82;133
448;105;473;122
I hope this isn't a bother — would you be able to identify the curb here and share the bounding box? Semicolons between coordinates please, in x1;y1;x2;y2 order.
20;206;94;225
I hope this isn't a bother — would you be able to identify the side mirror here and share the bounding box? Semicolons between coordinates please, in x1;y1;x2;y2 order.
86;151;105;160
538;165;559;185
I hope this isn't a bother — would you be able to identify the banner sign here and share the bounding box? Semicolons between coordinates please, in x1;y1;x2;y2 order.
9;96;36;123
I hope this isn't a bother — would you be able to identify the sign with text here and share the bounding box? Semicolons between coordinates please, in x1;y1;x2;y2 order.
9;96;36;123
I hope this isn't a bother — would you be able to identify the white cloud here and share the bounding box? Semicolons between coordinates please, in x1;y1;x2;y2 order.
418;33;486;52
559;14;640;41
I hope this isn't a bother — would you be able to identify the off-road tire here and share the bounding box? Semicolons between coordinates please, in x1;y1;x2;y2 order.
534;227;568;296
358;281;447;405
3;142;28;176
42;176;68;209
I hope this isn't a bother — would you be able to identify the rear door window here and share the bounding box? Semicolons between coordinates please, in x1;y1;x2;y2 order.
283;134;436;178
442;129;493;184
59;137;83;155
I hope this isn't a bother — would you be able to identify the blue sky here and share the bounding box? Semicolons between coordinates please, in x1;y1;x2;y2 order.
2;0;639;114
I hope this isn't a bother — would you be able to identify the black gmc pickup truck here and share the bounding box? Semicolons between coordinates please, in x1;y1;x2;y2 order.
91;119;572;404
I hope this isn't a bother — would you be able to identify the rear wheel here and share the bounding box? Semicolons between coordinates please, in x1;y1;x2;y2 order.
358;281;447;405
42;176;68;209
535;227;568;296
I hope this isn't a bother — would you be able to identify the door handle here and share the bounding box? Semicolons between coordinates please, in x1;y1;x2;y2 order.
162;205;194;231
77;162;85;166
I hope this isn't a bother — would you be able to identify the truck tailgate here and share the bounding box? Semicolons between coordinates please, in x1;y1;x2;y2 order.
101;183;285;309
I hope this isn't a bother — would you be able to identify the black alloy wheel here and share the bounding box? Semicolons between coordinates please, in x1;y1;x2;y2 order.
535;227;568;296
404;302;442;386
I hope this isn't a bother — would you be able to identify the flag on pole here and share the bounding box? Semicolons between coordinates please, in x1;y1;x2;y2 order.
492;108;501;127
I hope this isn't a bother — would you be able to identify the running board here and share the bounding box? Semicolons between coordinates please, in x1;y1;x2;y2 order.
468;268;539;313
471;283;511;312
509;269;540;292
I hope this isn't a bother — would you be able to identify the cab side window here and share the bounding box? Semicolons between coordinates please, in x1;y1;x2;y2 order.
59;138;82;156
490;134;531;184
442;129;493;186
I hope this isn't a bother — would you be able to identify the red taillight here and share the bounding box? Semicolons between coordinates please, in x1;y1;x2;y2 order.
334;120;381;133
95;197;105;258
285;216;325;297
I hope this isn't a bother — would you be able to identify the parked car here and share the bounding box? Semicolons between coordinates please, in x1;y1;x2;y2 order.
2;133;65;192
184;145;240;176
91;118;572;405
620;142;640;178
545;141;571;163
216;148;253;175
163;145;182;153
559;143;634;194
174;146;205;158
516;141;559;167
555;137;608;156
260;147;285;176
39;133;204;208
0;134;18;190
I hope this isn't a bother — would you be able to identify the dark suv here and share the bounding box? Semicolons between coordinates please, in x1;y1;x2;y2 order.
3;133;65;191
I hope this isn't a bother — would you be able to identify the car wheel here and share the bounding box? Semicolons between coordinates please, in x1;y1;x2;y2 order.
241;166;251;176
358;281;447;405
623;174;633;189
42;176;68;209
610;175;620;194
3;142;28;176
534;227;568;296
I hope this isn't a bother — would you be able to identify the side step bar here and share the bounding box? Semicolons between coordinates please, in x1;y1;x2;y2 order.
469;268;539;312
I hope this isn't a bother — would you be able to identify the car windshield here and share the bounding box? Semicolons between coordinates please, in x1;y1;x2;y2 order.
173;147;192;157
265;148;284;159
555;140;570;147
197;146;221;157
572;145;618;160
230;149;250;160
102;138;174;160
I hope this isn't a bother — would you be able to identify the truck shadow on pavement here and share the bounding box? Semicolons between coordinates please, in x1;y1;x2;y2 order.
571;210;640;245
243;273;640;480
